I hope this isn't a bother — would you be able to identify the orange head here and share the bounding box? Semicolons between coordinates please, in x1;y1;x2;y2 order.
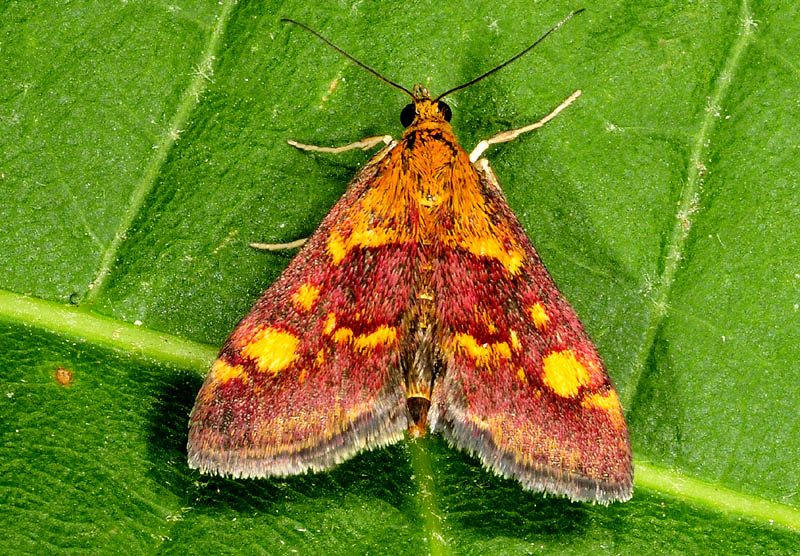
400;85;452;128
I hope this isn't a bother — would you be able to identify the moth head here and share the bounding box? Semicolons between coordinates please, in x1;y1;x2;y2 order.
401;85;452;127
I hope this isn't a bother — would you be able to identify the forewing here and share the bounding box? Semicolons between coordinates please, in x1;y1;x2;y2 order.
429;160;633;503
188;146;419;477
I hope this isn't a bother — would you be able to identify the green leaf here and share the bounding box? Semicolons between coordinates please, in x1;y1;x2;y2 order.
2;1;798;554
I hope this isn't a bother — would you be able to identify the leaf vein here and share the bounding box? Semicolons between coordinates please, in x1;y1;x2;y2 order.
623;0;756;409
83;0;237;303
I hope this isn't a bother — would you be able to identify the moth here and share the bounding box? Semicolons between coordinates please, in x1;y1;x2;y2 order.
188;10;633;504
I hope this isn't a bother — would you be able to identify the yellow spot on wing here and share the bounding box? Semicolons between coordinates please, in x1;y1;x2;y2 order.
330;324;397;353
453;333;511;369
292;283;321;312
349;227;399;252
542;349;590;398
210;359;247;384
510;329;522;351
241;327;299;375
507;251;524;274
516;367;527;383
581;391;621;412
581;390;625;428
528;303;550;330
327;231;347;265
332;327;353;344
465;237;524;275
202;359;247;402
353;325;397;352
323;312;337;335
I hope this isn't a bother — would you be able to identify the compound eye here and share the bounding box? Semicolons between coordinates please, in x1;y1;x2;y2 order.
438;101;452;122
400;103;416;127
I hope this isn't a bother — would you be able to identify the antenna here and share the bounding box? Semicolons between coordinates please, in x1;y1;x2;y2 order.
281;11;584;101
435;9;584;100
281;18;414;98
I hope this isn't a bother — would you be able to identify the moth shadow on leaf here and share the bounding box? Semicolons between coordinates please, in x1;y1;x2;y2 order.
145;368;416;515
427;435;595;539
188;444;415;517
144;368;204;498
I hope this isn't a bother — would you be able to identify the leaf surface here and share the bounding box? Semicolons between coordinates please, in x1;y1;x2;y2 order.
1;1;798;553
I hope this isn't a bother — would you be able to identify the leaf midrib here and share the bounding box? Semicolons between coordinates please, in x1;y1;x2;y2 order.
2;288;798;532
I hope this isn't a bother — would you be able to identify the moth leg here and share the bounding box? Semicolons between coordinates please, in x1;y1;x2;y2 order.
472;157;504;196
252;136;396;251
288;134;393;154
250;238;308;251
469;90;582;163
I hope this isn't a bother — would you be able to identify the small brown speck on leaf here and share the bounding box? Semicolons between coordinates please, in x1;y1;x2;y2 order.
55;367;74;387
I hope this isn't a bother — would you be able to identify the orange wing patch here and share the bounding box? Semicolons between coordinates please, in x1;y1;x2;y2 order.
327;231;348;264
581;390;626;428
201;359;248;403
326;180;416;265
463;236;524;275
323;135;526;276
350;325;398;352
